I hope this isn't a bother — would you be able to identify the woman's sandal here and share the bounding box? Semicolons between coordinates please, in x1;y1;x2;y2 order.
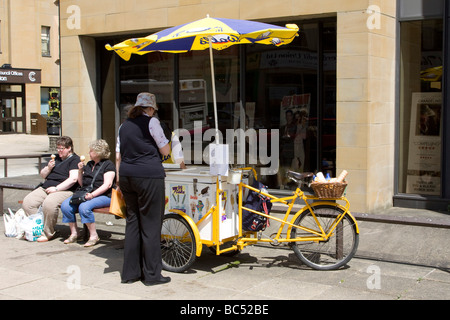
84;237;100;247
37;235;49;242
64;234;79;244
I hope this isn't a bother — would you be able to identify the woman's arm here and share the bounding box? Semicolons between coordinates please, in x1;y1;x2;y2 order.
115;152;121;187
46;169;79;194
149;117;170;157
159;143;170;157
40;158;56;178
77;161;84;186
84;171;115;200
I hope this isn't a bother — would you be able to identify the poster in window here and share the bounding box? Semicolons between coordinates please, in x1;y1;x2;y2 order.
279;93;311;173
406;92;442;195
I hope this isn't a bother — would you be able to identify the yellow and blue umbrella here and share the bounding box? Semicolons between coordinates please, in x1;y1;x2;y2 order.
106;16;298;59
105;35;158;61
106;15;299;141
107;16;298;216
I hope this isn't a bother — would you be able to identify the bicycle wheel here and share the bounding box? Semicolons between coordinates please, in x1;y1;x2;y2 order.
161;213;197;273
291;204;359;270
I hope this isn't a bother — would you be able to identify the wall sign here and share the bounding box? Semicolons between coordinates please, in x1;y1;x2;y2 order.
0;68;41;84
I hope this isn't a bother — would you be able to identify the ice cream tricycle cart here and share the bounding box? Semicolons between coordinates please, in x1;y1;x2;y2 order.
106;16;359;273
161;163;359;272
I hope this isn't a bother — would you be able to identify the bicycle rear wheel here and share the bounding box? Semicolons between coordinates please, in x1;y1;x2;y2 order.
161;213;197;273
291;205;359;270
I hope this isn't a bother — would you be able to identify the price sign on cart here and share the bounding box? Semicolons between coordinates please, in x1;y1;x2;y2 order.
209;144;229;176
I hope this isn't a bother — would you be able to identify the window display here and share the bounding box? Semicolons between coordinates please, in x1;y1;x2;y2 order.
398;19;443;195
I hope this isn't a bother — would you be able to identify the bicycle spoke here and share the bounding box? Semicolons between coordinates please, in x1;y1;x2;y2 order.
291;205;359;270
161;214;196;272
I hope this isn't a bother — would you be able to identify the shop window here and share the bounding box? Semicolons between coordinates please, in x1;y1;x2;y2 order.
246;21;336;190
41;26;51;57
179;47;239;164
119;52;174;126
398;19;443;195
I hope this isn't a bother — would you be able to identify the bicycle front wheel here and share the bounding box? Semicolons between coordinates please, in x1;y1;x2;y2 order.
291;205;359;270
161;213;197;273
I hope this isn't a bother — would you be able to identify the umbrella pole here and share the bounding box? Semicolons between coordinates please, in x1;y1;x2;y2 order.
209;36;224;247
208;37;220;145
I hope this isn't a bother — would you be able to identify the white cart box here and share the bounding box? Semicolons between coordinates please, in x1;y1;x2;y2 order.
164;166;242;241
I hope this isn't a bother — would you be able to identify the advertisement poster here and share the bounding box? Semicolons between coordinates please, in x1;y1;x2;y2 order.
279;93;311;177
189;184;212;222
169;184;189;213
406;92;442;195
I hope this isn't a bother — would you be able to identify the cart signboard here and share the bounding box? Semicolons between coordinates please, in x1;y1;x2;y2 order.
165;166;243;241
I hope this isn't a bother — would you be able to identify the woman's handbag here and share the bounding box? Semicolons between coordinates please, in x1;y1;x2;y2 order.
70;186;93;205
109;188;126;219
70;162;105;205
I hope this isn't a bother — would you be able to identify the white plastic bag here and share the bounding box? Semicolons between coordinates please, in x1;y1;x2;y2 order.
19;208;44;242
3;208;18;237
14;209;26;239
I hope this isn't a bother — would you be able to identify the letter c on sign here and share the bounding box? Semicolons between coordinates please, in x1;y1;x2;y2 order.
28;72;36;82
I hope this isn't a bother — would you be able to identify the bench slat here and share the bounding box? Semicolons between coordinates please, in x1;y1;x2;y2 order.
93;207;112;214
0;183;37;190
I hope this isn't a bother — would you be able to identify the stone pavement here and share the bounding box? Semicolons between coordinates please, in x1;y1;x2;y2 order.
1;214;449;302
0;134;450;303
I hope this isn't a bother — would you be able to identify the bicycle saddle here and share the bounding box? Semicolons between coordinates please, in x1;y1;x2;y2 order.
287;171;314;181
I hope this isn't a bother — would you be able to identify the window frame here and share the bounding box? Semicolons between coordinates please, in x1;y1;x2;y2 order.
41;25;51;57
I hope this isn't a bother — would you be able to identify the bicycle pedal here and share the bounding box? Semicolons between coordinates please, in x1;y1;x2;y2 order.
269;233;287;246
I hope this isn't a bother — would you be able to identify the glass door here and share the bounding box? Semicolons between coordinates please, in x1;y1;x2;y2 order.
0;85;26;134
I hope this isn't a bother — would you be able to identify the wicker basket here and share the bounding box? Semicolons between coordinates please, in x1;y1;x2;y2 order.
310;181;347;198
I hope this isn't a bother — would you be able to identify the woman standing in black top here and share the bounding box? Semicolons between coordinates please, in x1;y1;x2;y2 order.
116;92;171;286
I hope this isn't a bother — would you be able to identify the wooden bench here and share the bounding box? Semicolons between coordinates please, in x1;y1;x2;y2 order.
0;174;121;240
0;174;42;213
0;153;52;212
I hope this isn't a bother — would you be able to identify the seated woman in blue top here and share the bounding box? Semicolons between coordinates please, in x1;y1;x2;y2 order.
61;139;116;247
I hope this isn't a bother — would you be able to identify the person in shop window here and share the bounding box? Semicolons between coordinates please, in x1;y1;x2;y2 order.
292;109;308;171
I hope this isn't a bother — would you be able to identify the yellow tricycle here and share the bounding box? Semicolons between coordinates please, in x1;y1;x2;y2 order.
160;167;359;272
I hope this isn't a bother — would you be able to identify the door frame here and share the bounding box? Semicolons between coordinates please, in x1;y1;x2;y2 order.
0;84;26;134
